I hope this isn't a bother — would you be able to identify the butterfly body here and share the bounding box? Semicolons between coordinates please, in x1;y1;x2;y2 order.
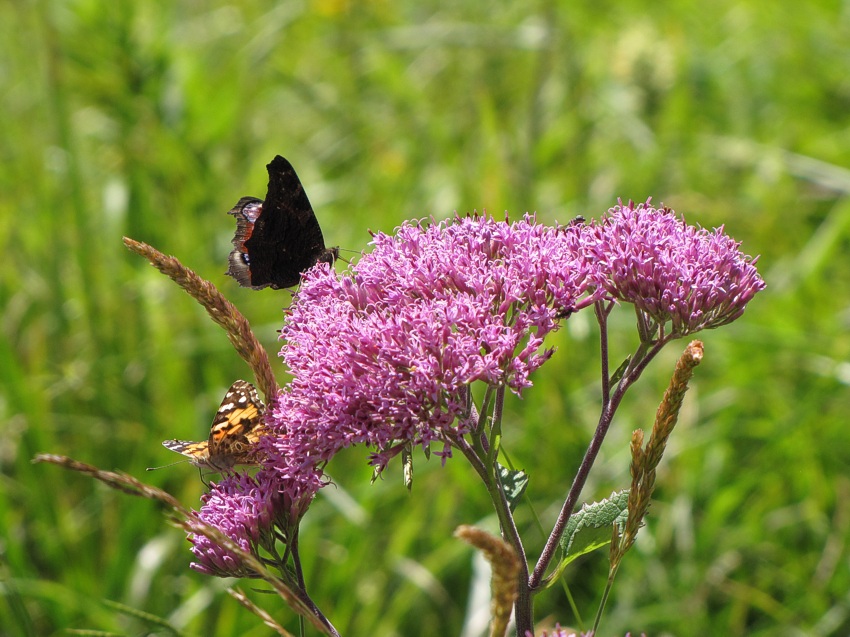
163;380;266;472
227;155;338;290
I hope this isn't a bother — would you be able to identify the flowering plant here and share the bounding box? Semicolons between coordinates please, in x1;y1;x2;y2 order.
37;199;764;636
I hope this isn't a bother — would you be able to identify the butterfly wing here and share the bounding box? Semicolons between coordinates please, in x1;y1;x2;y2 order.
161;439;210;466
227;156;337;290
226;197;263;288
162;380;266;472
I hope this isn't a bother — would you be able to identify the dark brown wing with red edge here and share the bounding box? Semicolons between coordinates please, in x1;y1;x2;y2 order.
226;197;263;288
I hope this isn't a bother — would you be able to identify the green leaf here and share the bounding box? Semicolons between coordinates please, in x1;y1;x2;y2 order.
610;356;632;385
558;490;630;564
496;463;528;512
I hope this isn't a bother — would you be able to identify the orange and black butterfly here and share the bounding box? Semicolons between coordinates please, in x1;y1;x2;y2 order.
162;380;266;472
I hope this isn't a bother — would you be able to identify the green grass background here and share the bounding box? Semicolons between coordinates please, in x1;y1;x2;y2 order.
2;1;849;635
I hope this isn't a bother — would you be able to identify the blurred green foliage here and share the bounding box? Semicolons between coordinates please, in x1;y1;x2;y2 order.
2;0;849;635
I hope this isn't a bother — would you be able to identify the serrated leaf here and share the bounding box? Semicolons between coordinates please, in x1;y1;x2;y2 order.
610;356;632;385
558;490;629;565
496;462;528;512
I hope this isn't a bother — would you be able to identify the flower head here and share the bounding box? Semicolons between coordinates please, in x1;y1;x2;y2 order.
189;470;314;577
583;200;765;337
189;473;268;577
526;629;645;637
264;214;598;475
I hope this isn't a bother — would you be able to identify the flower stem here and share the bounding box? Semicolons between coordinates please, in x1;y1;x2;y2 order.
464;386;533;635
528;335;665;591
596;300;612;404
591;562;619;635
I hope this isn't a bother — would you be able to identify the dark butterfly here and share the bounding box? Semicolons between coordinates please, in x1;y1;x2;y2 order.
227;155;339;289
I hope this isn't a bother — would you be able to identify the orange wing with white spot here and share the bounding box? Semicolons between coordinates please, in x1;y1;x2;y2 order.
162;380;266;472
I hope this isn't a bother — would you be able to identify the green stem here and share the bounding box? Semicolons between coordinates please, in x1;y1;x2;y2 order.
591;562;619;635
465;385;533;635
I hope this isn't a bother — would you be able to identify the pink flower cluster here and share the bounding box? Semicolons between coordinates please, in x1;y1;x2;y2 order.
527;628;646;637
584;200;765;336
264;214;598;476
190;206;765;577
189;473;271;578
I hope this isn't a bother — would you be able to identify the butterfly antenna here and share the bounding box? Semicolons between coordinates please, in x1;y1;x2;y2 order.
335;248;360;265
146;458;191;471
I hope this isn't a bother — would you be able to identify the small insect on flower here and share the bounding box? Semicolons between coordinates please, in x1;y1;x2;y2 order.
163;380;267;472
